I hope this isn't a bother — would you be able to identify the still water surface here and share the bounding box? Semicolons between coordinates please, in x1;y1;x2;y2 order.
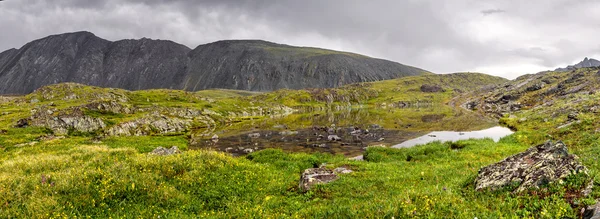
392;126;514;148
190;107;510;157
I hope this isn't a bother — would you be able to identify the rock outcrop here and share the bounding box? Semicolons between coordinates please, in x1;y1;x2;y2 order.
105;116;191;136
475;141;588;192
25;107;106;135
84;101;135;114
0;31;429;94
461;68;599;117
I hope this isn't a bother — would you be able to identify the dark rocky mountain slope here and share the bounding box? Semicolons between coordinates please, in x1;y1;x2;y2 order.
0;31;429;94
555;57;600;72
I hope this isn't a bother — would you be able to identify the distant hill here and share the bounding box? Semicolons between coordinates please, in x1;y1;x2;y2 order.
555;57;600;72
461;66;600;117
0;31;430;94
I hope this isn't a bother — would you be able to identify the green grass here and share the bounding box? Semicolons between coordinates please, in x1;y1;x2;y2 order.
10;72;592;217
102;136;189;152
0;135;595;218
257;42;371;59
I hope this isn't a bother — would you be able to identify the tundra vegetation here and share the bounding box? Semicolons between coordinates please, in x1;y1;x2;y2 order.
1;71;599;218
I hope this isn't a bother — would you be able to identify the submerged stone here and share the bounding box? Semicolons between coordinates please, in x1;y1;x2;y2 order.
327;135;342;141
475;140;588;192
248;133;261;138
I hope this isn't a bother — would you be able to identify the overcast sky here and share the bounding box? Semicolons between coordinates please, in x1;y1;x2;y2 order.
1;0;599;79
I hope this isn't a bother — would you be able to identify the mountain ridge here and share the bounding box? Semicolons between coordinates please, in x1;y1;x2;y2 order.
0;31;430;94
554;57;600;72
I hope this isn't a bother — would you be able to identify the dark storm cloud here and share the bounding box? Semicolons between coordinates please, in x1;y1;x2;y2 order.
1;0;600;79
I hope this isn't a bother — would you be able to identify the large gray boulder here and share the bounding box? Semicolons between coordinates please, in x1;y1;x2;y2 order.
475;140;588;192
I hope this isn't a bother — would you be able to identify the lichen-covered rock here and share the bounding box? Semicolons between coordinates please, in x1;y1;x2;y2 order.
0;96;17;104
106;115;191;136
15;119;29;128
475;140;588;192
526;83;544;92
149;146;181;156
333;167;353;174
584;201;600;219
568;112;579;121
299;168;339;192
159;107;203;119
85;101;135;114
25;106;106;135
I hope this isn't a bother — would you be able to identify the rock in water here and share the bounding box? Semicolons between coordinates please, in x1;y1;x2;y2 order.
475;140;588;192
150;146;181;156
299;168;339;192
327;135;342;141
248;133;261;138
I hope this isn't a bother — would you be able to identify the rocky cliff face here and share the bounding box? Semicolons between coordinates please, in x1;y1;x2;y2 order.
183;40;427;91
0;31;429;94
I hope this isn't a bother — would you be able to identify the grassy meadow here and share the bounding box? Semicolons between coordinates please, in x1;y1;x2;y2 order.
3;72;599;218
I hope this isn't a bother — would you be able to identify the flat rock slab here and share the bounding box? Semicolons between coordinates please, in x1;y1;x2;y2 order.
475;140;588;192
299;168;339;192
150;146;181;156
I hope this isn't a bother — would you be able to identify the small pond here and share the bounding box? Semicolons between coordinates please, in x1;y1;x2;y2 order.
192;125;422;157
190;106;508;157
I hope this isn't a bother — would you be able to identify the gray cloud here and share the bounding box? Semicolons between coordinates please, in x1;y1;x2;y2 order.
481;9;506;15
1;0;599;79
